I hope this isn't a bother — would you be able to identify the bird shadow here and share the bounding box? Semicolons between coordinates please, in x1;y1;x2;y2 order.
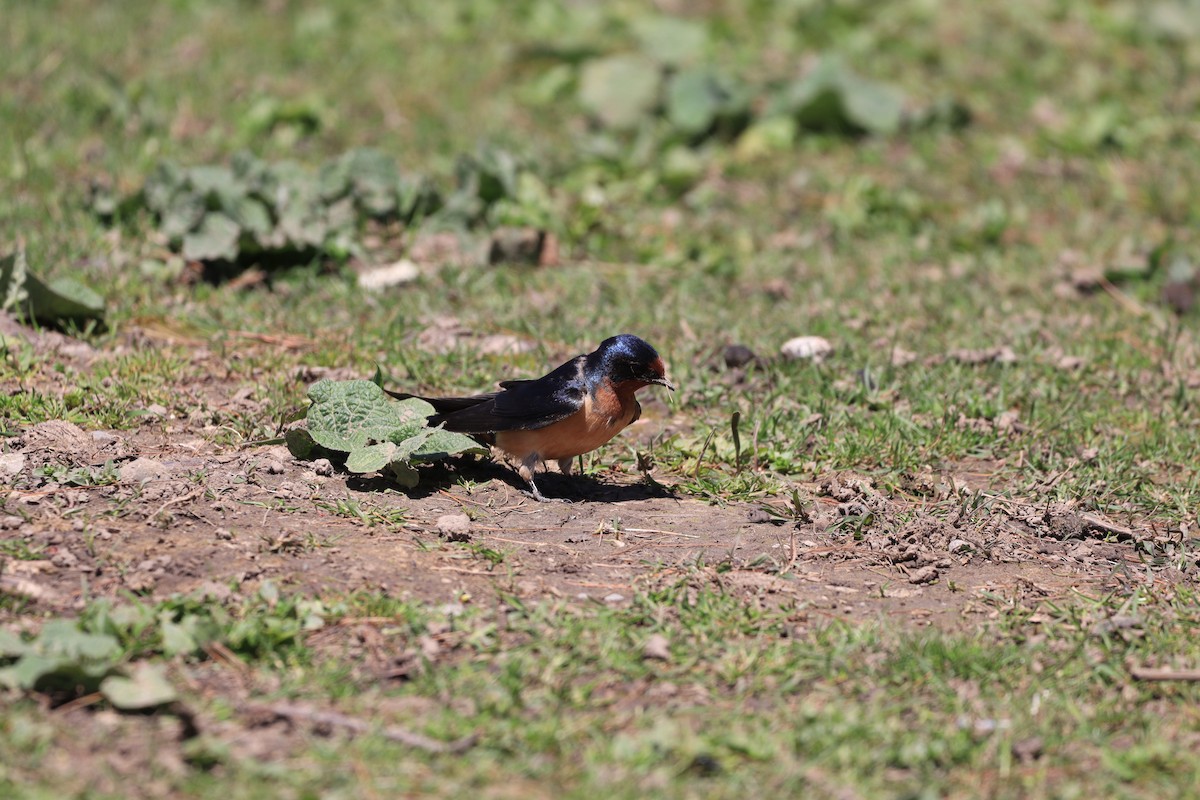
345;458;675;504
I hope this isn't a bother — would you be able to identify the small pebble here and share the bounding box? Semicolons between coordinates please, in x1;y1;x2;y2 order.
436;514;472;541
642;633;671;661
603;593;625;604
311;458;334;477
908;565;939;585
723;344;758;369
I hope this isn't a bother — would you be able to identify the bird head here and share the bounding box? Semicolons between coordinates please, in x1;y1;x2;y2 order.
588;334;675;391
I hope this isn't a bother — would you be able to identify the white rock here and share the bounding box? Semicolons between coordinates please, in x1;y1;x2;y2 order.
118;457;167;484
0;452;25;479
780;336;834;362
359;259;420;291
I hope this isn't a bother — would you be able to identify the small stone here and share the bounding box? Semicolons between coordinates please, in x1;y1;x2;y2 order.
51;550;79;569
119;457;167;484
215;528;234;541
0;515;24;530
261;459;286;475
948;539;972;554
90;431;120;446
144;403;169;418
0;452;25;479
1011;737;1044;763
436;514;472;541
780;336;833;362
603;593;625;604
908;565;939;585
723;344;758;369
642;633;671;661
311;458;334;477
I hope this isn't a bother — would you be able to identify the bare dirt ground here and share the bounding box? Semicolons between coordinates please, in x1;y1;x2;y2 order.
3;386;1162;629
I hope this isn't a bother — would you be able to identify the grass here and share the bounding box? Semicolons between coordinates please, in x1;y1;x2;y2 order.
3;0;1200;796
3;583;1200;798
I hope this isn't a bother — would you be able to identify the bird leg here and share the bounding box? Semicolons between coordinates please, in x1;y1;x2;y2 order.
556;457;574;476
519;455;563;503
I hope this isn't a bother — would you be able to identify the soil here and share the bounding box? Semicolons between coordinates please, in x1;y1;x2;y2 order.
2;402;1174;628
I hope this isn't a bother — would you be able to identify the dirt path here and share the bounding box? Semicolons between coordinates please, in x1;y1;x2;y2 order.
4;416;1155;628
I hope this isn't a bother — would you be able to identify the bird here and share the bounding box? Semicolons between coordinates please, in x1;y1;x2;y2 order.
389;334;674;501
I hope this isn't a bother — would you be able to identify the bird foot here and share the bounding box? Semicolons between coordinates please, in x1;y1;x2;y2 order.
525;479;571;503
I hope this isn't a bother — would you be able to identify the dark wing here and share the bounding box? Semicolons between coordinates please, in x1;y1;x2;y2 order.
427;356;588;434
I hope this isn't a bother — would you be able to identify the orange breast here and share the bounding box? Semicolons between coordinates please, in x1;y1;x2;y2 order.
494;382;639;462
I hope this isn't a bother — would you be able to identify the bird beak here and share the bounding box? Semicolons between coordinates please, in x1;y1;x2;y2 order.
651;375;676;391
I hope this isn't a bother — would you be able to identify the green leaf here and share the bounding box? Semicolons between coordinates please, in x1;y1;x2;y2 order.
578;54;662;130
306;379;426;452
183;213;241;262
411;428;487;461
1;249;105;325
0;654;69;690
0;628;30;658
100;663;178;710
32;277;105;324
285;427;318;459
772;55;905;135
345;441;399;473
36;620;121;661
632;16;708;66
665;69;722;135
387;461;420;488
160;619;198;657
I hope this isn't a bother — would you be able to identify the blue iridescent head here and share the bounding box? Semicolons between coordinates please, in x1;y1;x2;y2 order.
587;334;674;389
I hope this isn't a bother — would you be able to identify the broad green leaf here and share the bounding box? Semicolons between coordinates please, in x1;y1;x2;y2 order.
36;620;121;661
100;663;178;710
0;654;68;690
578;54;662;130
840;74;904;135
345;441;399;473
665;69;722;135
1;249;105;325
771;56;905;135
183;213;241;261
31;276;105;324
160;619;199;657
411;428;487;461
285;427;318;459
187;165;238;199
388;461;420;488
0;628;29;658
632;16;707;66
306;379;417;451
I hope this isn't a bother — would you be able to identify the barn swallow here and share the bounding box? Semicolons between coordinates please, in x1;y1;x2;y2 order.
389;334;673;501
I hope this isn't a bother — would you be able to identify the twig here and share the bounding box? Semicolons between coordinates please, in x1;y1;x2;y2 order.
1130;666;1200;682
1080;513;1136;539
0;574;63;604
621;527;699;539
147;488;206;522
251;702;478;754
